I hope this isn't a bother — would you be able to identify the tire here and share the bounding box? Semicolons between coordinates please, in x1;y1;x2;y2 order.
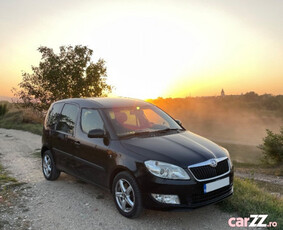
42;150;61;180
112;171;143;218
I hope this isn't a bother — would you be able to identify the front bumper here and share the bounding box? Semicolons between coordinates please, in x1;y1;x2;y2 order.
137;169;234;210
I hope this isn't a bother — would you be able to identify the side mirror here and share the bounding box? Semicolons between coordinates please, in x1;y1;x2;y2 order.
175;119;182;126
88;129;105;138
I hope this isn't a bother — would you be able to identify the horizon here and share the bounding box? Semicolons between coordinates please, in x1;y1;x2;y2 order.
1;0;283;99
1;90;282;103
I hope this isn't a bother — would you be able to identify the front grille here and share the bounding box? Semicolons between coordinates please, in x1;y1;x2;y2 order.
189;159;229;180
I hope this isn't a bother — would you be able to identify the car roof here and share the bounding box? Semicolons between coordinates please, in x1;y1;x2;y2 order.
54;97;152;109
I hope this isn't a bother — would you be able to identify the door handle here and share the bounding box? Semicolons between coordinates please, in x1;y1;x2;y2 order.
74;141;81;146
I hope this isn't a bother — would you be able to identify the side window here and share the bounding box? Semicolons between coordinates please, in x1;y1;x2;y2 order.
56;104;79;135
81;109;105;133
45;103;63;129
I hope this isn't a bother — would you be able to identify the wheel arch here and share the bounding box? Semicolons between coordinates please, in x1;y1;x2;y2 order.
41;145;50;158
109;166;136;193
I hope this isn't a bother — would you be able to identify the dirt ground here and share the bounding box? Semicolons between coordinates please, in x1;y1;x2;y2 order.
0;128;249;230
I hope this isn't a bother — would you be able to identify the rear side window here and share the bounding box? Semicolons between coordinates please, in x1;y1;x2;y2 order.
56;104;79;135
45;103;63;129
81;109;105;133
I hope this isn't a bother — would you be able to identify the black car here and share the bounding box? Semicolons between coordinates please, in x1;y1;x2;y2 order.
41;97;233;218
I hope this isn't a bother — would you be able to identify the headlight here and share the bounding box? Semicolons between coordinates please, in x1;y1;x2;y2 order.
144;160;190;180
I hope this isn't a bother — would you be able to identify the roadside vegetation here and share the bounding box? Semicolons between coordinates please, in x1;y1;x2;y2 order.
259;128;283;165
0;102;43;135
218;177;283;229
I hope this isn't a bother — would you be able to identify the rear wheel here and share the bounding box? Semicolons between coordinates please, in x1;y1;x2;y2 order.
42;150;60;180
112;171;143;218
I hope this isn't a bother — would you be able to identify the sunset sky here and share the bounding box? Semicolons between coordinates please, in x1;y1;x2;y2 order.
0;0;283;99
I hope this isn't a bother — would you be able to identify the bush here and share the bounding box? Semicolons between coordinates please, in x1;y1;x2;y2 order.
258;128;283;164
0;104;8;116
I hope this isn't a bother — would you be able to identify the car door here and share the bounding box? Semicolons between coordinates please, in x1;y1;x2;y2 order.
52;103;80;173
73;108;110;186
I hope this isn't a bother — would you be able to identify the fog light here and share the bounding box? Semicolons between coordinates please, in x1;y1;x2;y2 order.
151;194;180;204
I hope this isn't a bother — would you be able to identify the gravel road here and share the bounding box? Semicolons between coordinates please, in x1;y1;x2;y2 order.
0;128;243;230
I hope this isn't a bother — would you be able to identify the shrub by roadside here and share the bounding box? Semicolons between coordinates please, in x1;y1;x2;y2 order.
259;128;283;165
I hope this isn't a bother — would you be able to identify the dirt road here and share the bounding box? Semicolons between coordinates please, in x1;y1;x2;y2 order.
0;128;241;230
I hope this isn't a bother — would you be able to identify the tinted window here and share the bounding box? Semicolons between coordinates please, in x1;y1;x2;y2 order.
56;104;79;135
45;103;63;129
81;109;105;133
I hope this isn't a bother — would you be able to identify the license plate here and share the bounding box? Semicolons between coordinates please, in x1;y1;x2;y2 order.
204;177;230;193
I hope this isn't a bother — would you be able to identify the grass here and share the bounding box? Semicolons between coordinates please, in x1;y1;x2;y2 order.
0;164;17;185
0;121;42;136
218;177;283;229
0;102;43;136
253;180;283;195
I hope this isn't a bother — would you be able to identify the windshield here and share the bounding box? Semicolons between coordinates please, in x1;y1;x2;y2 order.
104;106;183;137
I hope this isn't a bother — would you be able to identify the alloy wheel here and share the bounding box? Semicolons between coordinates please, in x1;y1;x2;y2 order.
115;179;135;213
43;154;52;178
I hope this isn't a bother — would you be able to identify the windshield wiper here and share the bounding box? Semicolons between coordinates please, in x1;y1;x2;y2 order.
154;128;183;133
119;128;183;139
119;130;153;138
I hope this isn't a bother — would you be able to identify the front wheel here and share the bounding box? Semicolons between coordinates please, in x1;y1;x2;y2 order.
42;150;60;180
112;171;143;218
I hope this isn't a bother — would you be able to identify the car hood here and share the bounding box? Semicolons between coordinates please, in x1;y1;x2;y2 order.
120;131;228;168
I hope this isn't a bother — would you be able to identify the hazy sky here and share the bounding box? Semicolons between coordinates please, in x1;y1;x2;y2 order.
0;0;282;99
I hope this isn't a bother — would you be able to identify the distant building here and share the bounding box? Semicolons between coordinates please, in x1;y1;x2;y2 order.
221;89;225;97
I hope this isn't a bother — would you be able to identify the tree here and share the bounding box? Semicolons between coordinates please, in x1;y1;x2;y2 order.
258;128;283;164
14;45;112;111
243;91;258;100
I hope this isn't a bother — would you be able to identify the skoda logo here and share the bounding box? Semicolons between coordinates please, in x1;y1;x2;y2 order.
210;159;218;168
